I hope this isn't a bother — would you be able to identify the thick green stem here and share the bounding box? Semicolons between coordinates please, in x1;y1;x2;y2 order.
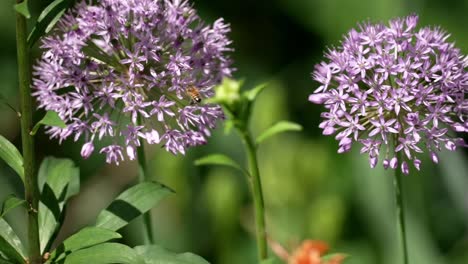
136;116;154;245
394;151;409;264
15;3;41;264
240;130;267;261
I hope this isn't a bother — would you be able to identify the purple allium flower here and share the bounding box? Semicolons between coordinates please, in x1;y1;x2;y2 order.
33;0;233;164
310;15;468;174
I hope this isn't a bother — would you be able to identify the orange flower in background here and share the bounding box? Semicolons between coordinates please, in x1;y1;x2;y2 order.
288;240;346;264
271;239;346;264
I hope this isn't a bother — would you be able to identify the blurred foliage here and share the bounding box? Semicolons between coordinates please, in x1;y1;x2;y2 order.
1;0;467;264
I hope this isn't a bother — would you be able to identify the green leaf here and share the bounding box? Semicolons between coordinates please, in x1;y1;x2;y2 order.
28;0;75;47
255;121;303;145
38;157;80;253
0;219;26;263
0;257;14;264
223;120;234;134
260;258;279;264
322;253;348;262
48;227;121;263
243;82;267;101
135;245;209;264
64;243;143;264
31;111;66;136
13;0;31;19
0;195;26;218
439;150;468;222
0;134;24;183
194;154;248;175
95;181;173;231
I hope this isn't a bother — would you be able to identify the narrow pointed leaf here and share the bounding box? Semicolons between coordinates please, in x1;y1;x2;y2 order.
255;121;302;145
194;154;248;175
48;227;121;263
0;135;24;183
95;181;173;231
0;219;26;263
64;243;143;264
135;245;209;264
28;0;75;47
14;0;31;19
38;157;80;253
31;111;66;136
243;83;267;101
0;195;26;218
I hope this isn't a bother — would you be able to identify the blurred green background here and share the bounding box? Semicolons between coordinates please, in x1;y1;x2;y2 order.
1;0;468;263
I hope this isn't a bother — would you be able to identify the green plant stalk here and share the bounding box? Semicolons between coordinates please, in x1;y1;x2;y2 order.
394;151;409;264
239;129;267;261
16;2;41;263
136;115;154;245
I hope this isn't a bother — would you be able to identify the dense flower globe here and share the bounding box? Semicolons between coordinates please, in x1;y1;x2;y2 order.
309;15;467;174
33;0;233;164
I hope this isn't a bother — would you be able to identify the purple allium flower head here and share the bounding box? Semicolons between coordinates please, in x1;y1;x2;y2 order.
33;0;233;163
310;15;468;174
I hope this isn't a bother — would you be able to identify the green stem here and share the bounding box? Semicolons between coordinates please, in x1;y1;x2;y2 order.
15;3;41;264
394;151;409;264
136;115;154;245
239;129;267;261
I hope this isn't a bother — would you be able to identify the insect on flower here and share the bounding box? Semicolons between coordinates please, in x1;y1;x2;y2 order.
32;0;234;164
186;85;202;104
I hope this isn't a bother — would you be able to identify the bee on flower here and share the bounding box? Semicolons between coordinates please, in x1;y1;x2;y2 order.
33;0;234;164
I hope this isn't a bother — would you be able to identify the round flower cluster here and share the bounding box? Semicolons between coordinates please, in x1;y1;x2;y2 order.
33;0;233;164
309;15;467;174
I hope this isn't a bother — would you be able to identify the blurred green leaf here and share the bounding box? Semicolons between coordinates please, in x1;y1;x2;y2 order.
0;134;24;183
48;227;122;263
255;121;302;145
260;258;280;264
0;194;25;218
31;111;66;136
0;218;26;263
95;181;173;231
28;0;74;47
322;253;349;262
243;83;267;101
195;154;247;175
38;157;80;253
13;0;30;19
223;120;234;134
439;150;468;222
63;243;143;264
135;244;209;264
0;257;14;264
